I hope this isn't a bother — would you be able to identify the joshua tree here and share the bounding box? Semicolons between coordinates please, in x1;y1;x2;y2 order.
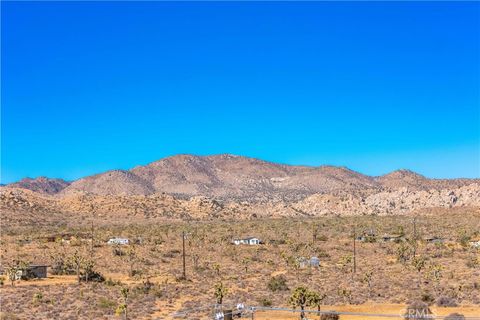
242;257;250;274
116;287;129;320
457;230;470;248
337;287;352;304
339;254;353;273
191;253;200;270
429;264;443;295
289;286;310;320
82;258;96;282
307;291;327;319
126;245;137;277
396;225;406;237
50;246;72;275
411;255;428;289
213;263;221;277
412;256;427;273
280;251;290;267
69;249;85;284
214;282;228;305
396;242;411;264
362;270;374;299
4;260;27;287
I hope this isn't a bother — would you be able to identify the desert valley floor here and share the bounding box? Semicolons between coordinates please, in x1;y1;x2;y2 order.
1;210;479;319
1;155;479;319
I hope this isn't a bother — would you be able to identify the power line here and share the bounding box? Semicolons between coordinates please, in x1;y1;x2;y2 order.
249;305;480;320
182;230;186;280
171;303;480;320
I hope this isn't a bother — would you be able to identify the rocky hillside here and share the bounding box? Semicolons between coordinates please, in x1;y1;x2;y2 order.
7;177;70;195
1;183;479;227
374;169;477;191
8;154;477;201
2;154;479;226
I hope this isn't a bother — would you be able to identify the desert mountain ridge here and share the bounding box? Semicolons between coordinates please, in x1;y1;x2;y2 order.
4;154;478;199
2;154;479;226
7;176;71;195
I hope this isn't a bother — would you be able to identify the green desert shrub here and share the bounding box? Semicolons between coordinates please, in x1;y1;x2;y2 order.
97;297;116;309
420;291;435;304
134;278;154;294
112;247;125;256
259;297;272;307
267;275;289;292
50;258;76;276
79;270;105;283
317;235;328;242
321;313;340;320
32;292;43;305
104;278;122;286
436;296;457;307
403;301;434;320
466;256;479;269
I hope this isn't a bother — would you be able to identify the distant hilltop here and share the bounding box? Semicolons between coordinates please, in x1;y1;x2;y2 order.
5;154;479;200
2;154;479;226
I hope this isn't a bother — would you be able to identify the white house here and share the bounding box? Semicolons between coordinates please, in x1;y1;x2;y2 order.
309;256;320;267
10;264;48;280
298;256;320;268
232;237;261;245
424;236;445;244
470;240;480;249
107;237;129;245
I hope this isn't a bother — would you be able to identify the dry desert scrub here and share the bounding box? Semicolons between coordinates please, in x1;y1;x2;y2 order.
1;210;479;318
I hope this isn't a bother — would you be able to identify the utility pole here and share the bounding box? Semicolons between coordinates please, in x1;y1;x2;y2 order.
182;231;186;280
353;226;357;274
413;217;417;258
90;204;95;255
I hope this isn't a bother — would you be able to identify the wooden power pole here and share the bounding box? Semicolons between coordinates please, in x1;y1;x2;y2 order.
312;223;317;244
90;204;95;255
182;231;186;280
413;217;417;258
353;226;357;274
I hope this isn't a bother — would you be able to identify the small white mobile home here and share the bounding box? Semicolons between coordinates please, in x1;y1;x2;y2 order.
232;237;261;245
107;237;129;245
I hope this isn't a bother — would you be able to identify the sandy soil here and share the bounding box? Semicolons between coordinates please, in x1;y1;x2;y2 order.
253;304;480;320
3;276;479;319
9;273;173;287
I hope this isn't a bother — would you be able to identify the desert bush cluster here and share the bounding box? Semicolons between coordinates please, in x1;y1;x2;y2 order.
1;210;479;319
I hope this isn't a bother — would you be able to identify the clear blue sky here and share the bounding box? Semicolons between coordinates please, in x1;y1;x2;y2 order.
1;1;479;183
